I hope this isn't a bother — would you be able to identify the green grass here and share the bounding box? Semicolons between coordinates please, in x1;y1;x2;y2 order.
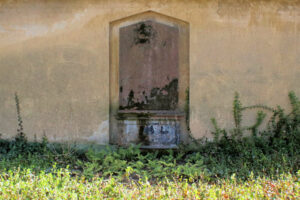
0;141;299;199
0;167;299;199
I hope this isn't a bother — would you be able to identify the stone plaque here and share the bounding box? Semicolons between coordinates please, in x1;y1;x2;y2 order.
119;118;180;148
141;120;179;148
119;21;179;110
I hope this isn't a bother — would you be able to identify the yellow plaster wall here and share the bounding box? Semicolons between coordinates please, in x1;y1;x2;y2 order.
0;0;299;144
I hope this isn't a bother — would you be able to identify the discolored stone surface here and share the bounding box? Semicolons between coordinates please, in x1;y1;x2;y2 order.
117;116;180;148
140;120;179;147
119;21;179;110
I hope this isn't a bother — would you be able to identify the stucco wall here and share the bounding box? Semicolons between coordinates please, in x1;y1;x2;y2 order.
0;0;299;144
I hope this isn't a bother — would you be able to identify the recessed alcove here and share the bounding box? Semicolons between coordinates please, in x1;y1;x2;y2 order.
109;11;189;148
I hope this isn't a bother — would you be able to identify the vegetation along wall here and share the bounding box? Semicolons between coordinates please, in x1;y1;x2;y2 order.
0;0;299;145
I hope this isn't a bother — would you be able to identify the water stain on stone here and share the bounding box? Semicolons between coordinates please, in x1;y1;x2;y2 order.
138;119;150;145
119;78;178;110
133;22;156;44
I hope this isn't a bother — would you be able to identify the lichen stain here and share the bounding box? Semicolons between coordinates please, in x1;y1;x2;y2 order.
86;120;109;144
119;78;178;110
133;22;156;44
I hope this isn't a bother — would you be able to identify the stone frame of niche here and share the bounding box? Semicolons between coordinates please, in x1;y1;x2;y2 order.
109;11;189;146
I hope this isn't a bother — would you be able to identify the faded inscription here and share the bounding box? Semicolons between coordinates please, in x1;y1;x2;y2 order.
120;119;179;147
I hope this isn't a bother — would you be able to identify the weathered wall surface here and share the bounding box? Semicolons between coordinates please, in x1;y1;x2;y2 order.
0;0;299;144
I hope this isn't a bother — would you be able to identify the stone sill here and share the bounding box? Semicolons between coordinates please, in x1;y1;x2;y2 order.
117;110;185;119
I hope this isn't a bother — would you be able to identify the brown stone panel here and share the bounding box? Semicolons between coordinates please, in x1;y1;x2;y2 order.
119;21;179;110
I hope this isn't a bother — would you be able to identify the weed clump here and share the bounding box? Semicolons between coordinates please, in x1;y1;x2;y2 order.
0;91;298;183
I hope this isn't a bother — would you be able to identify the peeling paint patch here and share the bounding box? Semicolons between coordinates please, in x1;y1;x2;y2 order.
86;120;109;144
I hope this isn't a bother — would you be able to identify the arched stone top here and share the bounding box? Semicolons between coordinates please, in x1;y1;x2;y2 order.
110;10;189;29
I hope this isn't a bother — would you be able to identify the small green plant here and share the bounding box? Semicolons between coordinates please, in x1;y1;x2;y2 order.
211;91;276;140
265;91;300;153
14;92;27;144
249;111;266;137
232;92;243;138
11;93;28;154
210;118;225;141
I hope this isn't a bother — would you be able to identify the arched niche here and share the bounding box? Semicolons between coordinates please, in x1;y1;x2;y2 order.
109;11;189;148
